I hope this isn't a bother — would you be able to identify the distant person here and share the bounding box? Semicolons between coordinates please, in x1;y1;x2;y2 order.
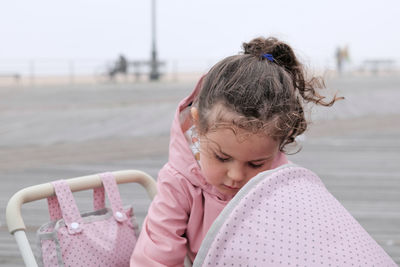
117;54;128;74
336;46;343;73
336;45;350;74
130;36;395;266
342;45;350;72
108;54;128;79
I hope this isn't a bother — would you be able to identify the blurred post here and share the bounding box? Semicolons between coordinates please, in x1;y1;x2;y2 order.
172;60;178;82
149;0;160;80
29;60;35;86
69;60;75;85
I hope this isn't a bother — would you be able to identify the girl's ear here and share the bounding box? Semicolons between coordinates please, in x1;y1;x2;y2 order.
191;107;199;126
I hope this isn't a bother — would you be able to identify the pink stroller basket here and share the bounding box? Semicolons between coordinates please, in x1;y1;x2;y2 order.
6;170;157;267
193;164;396;266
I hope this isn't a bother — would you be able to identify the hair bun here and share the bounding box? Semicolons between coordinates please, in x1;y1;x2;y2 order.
242;37;297;68
242;37;267;57
271;42;297;68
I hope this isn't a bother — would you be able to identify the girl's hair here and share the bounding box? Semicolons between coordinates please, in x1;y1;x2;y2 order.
194;36;343;151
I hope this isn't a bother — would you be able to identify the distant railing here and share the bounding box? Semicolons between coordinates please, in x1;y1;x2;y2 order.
2;57;398;86
0;73;21;82
0;57;215;86
360;59;396;74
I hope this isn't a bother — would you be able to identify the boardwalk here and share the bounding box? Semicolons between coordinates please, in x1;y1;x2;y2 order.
1;75;399;265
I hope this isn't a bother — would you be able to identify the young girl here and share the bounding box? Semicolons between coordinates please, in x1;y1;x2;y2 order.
130;36;341;266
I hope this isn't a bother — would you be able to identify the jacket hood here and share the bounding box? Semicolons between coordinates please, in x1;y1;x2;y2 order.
167;77;227;199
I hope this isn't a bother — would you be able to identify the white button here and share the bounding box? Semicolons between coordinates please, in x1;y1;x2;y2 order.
115;212;123;218
70;222;79;229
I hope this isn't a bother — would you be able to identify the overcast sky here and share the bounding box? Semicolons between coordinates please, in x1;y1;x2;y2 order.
1;0;399;74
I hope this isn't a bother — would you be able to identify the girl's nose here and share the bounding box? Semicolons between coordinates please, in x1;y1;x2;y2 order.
227;164;246;182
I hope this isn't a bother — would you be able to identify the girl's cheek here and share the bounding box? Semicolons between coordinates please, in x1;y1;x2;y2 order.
201;158;222;179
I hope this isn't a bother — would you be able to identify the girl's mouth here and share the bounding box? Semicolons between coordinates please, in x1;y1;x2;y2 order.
223;184;240;190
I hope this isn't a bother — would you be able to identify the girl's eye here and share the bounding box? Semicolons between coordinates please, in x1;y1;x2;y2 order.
249;162;264;169
215;154;230;162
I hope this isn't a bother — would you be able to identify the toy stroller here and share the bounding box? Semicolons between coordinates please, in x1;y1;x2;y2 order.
6;170;157;267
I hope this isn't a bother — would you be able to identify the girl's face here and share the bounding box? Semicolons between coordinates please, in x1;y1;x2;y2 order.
198;127;280;197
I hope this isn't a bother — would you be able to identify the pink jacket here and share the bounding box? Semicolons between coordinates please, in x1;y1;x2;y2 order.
130;78;288;266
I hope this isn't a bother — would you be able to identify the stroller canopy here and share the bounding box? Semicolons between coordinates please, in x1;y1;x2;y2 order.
193;164;396;267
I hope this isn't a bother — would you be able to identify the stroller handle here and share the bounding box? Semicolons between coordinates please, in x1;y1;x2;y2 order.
6;170;157;234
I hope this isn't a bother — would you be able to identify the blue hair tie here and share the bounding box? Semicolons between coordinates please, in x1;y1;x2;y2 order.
262;53;274;62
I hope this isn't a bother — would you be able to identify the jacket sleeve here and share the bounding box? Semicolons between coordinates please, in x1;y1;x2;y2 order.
130;166;191;267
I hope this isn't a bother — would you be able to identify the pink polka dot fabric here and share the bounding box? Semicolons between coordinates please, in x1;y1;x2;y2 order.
93;186;106;211
47;187;106;221
37;172;138;267
194;164;396;267
41;239;59;266
47;195;63;221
